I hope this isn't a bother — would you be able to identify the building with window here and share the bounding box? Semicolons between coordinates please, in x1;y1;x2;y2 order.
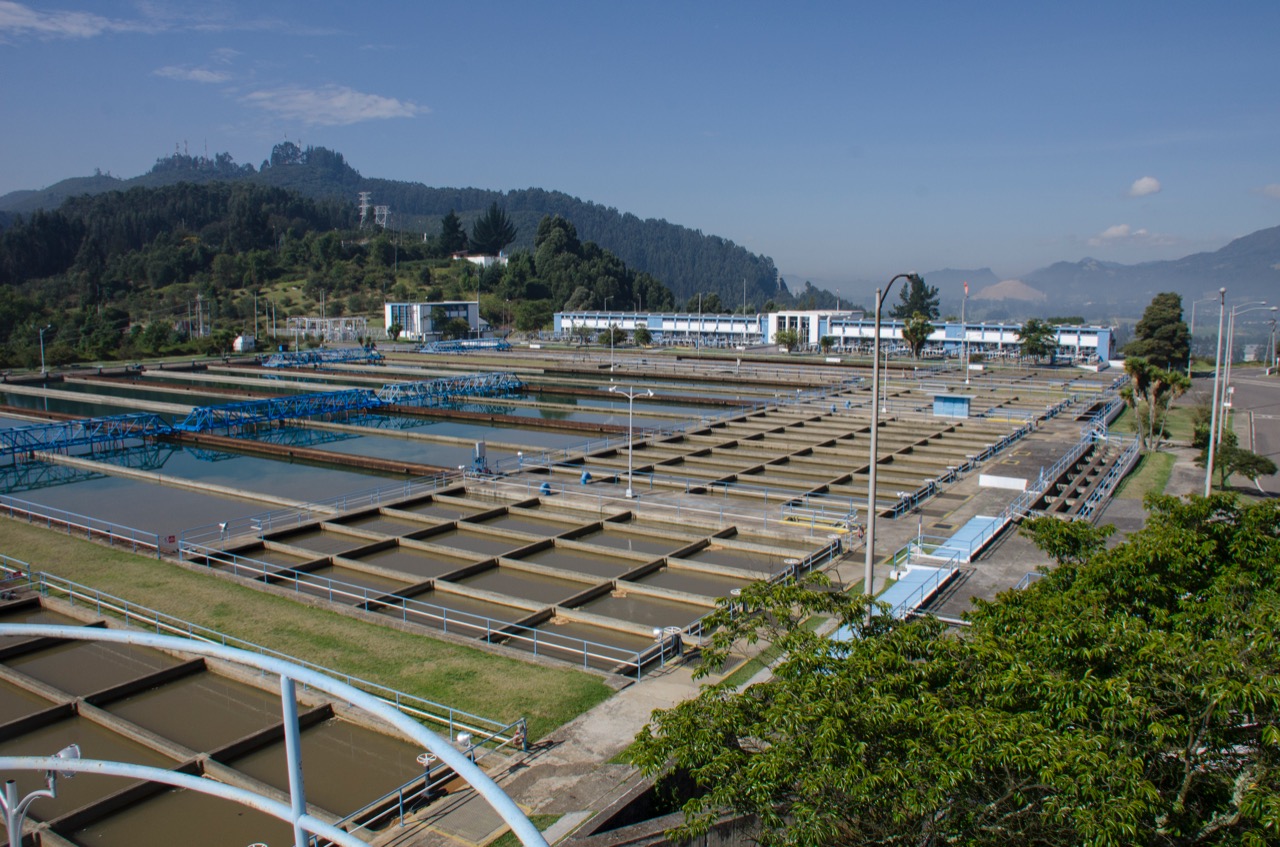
384;301;487;341
554;309;1115;362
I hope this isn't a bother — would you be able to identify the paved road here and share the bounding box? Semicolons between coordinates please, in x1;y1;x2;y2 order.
1225;372;1280;495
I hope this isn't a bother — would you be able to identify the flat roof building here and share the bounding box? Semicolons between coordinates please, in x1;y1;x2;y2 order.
385;301;488;341
554;309;1115;362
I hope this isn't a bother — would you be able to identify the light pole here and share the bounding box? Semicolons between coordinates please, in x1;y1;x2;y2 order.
865;273;922;623
1217;302;1272;449
961;281;969;385
1188;295;1218;377
603;296;614;371
1;744;80;844
1205;289;1226;497
1268;318;1277;375
38;324;52;376
609;385;652;498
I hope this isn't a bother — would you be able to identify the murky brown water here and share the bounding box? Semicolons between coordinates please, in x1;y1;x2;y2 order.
0;715;177;821
105;673;282;753
450;566;594;606
6;641;182;697
69;787;294;847
225;717;422;815
514;547;642;579
629;566;755;598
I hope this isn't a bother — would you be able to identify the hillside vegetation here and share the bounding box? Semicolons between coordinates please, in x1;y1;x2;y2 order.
0;179;675;369
1;142;809;313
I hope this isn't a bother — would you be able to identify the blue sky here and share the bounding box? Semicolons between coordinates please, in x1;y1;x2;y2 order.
2;1;1278;296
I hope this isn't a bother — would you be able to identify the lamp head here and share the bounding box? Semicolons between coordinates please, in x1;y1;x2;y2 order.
608;385;618;393
645;389;654;397
54;743;80;779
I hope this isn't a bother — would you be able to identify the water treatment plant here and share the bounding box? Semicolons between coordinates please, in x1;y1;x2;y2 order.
0;341;1136;846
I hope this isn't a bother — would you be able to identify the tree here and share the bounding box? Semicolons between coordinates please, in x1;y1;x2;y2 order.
1120;357;1191;451
889;275;939;320
818;335;835;355
1197;429;1278;490
900;311;934;357
387;321;402;342
632;325;652;347
468;202;518;255
1018;317;1057;362
438;210;468;255
597;325;627;347
1124;292;1190;370
633;494;1280;847
774;328;799;352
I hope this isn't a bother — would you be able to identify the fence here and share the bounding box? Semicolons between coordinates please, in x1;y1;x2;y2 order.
180;471;461;547
0;494;161;556
175;542;672;680
0;558;528;751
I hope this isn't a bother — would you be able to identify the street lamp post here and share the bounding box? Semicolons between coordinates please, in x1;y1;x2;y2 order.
609;385;652;498
38;324;52;376
1268;318;1277;374
1205;289;1227;497
961;281;970;385
1188;295;1219;378
1;744;80;844
1217;302;1272;449
603;296;613;371
864;273;922;624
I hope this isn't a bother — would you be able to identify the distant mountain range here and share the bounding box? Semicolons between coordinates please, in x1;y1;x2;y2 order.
3;144;1276;321
925;227;1280;320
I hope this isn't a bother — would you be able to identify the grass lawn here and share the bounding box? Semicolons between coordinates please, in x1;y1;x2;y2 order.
1110;404;1197;448
484;814;563;847
1114;451;1176;500
0;520;611;738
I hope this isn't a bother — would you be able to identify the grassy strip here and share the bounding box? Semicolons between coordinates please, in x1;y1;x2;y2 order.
1111;405;1196;447
1114;451;1176;500
484;814;563;847
0;520;611;738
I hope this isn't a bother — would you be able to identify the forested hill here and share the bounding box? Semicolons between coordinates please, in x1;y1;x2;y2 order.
0;143;792;310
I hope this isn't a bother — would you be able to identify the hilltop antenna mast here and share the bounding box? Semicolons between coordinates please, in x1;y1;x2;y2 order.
357;192;372;228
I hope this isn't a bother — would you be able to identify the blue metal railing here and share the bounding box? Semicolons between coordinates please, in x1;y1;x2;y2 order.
175;543;672;679
0;494;162;556
0;558;524;746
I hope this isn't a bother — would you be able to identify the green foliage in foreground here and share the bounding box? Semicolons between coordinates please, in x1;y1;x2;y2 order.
632;495;1280;846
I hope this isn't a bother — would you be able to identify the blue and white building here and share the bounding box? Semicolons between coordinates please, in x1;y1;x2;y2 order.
554;309;1115;362
385;300;488;341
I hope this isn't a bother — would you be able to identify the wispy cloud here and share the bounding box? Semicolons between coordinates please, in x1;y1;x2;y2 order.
1128;176;1162;197
0;1;334;41
1260;184;1280;200
241;84;427;126
1091;224;1145;244
1088;223;1178;248
154;65;230;84
0;1;153;39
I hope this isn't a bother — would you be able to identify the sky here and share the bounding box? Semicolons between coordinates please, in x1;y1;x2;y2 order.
1;0;1278;297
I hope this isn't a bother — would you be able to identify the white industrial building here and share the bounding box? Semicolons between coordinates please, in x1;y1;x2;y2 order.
554;309;1115;362
384;301;488;341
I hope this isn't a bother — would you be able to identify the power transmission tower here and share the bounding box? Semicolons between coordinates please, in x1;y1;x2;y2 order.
357;192;372;228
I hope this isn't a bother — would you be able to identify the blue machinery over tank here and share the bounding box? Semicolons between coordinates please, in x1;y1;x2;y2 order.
0;373;524;455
